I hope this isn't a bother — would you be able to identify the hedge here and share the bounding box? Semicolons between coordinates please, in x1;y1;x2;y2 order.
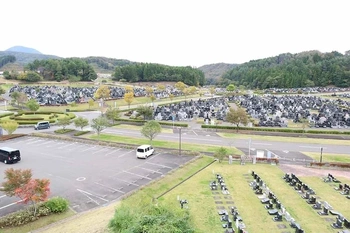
0;112;14;118
201;125;350;135
114;118;188;127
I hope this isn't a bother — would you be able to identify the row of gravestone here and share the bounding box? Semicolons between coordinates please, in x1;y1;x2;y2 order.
283;173;350;230
8;85;181;105
264;87;350;94
229;94;350;128
210;173;247;233
324;173;350;199
251;171;304;233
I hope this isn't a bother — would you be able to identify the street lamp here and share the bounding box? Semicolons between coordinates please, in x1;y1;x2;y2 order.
178;127;182;156
320;147;323;163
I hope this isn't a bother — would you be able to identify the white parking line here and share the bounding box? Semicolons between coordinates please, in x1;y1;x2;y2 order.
0;201;21;210
105;148;121;156
92;147;110;155
299;146;326;149
140;167;163;174
114;178;139;187
122;171;152;180
146;162;172;169
0;195;7;198
26;139;44;145
77;189;109;205
94;182;125;194
81;146;97;152
253;143;272;145
57;142;77;149
118;150;134;158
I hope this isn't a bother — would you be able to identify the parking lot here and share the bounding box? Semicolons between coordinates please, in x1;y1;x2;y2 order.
0;136;193;217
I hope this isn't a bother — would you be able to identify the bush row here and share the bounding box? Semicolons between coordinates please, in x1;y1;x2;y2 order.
0;196;69;228
10;117;44;121
310;162;350;169
16;119;56;125
201;125;350;135
74;130;91;136
0;112;14;118
114;118;188;127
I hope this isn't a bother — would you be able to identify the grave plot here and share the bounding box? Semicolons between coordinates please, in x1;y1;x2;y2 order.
283;173;350;230
264;87;350;94
210;173;246;233
229;94;350;128
250;171;304;233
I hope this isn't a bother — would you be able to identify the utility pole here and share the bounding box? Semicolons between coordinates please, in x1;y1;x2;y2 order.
320;147;323;163
179;127;182;156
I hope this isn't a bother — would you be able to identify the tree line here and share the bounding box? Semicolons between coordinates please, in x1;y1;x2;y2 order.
113;63;205;86
0;55;16;68
220;50;350;88
3;58;97;82
83;56;134;71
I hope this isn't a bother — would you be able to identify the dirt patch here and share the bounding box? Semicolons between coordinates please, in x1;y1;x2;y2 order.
279;164;350;179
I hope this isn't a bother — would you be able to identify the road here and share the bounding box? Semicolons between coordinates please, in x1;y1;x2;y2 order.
11;110;350;155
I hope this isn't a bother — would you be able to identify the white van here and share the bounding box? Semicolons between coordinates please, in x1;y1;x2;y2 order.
136;145;154;159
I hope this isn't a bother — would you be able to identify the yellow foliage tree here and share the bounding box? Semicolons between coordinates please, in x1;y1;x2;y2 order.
0;120;19;135
124;92;134;109
125;85;134;93
156;84;165;92
145;86;154;96
175;81;186;92
94;85;110;100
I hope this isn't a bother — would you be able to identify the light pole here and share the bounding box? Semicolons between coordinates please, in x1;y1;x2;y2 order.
178;127;182;156
248;138;251;157
320;147;323;163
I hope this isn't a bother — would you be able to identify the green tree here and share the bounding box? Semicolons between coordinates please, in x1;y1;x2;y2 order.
88;99;95;109
136;105;153;120
0;120;19;135
26;99;40;113
57;117;71;130
225;107;249;132
124;92;134;109
91;116;110;137
10;91;21;106
149;94;156;104
74;116;89;130
141;120;162;146
226;84;235;92
0;86;6;95
105;107;121;124
214;147;228;163
169;93;174;102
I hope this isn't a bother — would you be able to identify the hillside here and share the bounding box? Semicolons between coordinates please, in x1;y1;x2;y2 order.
198;63;238;84
6;46;42;54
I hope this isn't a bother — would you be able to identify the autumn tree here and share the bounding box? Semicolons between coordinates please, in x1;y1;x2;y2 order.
149;94;156;104
125;85;134;93
0;120;19;135
26;99;40;113
1;168;50;216
105;107;121;124
169;93;174;102
156;84;165;92
183;87;190;100
124;92;134;109
225;107;249;132
175;81;186;93
141;120;162;146
145;86;154;96
74;116;89;130
91;116;110;137
209;86;216;96
94;85;110;100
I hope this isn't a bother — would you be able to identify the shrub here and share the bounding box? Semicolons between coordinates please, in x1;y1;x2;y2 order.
44;197;69;213
54;129;75;134
74;130;91;136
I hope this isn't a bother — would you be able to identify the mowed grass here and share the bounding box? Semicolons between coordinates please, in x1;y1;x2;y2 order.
218;132;350;146
22;156;350;233
303;152;350;163
1;210;75;233
86;133;244;155
112;124;173;133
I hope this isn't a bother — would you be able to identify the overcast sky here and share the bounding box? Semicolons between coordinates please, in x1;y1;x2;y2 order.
1;0;349;67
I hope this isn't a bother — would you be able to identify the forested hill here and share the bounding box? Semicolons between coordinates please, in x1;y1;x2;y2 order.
82;56;134;73
0;51;60;66
221;50;350;88
198;63;238;85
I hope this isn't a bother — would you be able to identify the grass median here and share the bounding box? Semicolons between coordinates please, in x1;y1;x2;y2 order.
302;152;350;163
86;133;244;155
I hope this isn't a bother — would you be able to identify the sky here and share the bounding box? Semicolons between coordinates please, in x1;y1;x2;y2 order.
1;0;349;67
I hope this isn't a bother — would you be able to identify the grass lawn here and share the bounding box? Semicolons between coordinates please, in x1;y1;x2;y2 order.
303;152;350;163
112;124;173;133
218;132;350;146
35;156;350;233
85;133;244;155
1;210;75;233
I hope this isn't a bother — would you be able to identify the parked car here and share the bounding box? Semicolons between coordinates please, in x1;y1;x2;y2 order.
0;147;21;164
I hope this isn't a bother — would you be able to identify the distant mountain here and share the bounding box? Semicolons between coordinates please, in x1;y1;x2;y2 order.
6;46;42;54
0;51;60;70
198;63;238;84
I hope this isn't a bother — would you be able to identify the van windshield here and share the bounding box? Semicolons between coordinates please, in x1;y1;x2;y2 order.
137;148;145;153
